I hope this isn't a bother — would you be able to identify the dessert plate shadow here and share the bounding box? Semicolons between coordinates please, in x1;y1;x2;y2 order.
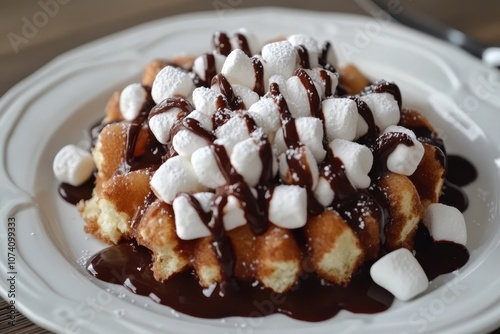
1;7;499;334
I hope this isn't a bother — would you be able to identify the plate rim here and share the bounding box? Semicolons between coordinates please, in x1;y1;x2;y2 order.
1;7;499;334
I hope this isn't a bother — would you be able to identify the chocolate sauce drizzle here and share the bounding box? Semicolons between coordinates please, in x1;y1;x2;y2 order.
295;69;322;120
195;53;217;87
213;32;232;56
296;45;311;69
370;131;415;177
121;86;166;173
211;74;244;110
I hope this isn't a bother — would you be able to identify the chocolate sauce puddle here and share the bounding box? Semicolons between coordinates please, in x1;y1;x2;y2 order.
88;241;393;321
58;175;95;205
446;155;478;187
413;224;469;281
439;154;476;212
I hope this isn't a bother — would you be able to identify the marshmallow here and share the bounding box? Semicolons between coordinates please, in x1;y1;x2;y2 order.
150;156;205;204
247;97;281;136
279;146;319;190
214;115;251;152
230;138;263;187
359;92;400;132
119;83;147;121
53;145;95;186
321;41;338;69
192;87;224;117
275;117;326;162
231;28;260;56
231;84;259;109
261;41;297;79
314;174;335;207
222;195;248;231
192;53;226;83
287;34;319;68
221;49;256;89
322;98;358;142
191;145;227;189
149;108;182;144
268;185;308;229
382;125;424;176
370;248;429;301
268;74;287;90
355;112;370;139
173;192;213;240
423;203;467;245
305;68;338;98
329;139;373;189
151;66;195;104
285;75;321;118
173;192;251;240
230;134;278;187
172;111;213;157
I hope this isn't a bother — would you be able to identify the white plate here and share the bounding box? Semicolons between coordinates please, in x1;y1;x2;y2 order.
1;7;500;334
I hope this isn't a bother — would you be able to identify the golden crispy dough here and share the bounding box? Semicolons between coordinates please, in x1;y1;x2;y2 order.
82;169;152;244
104;91;123;123
93;122;127;187
339;64;370;95
170;55;195;70
377;172;424;251
134;199;192;281
192;225;257;288
254;225;302;293
305;210;364;286
355;208;381;261
409;143;445;208
142;56;195;86
92;122;150;187
192;237;221;288
228;225;256;281
399;108;438;135
142;59;168;86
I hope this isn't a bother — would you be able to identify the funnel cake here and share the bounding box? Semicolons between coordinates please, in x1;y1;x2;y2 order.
53;29;472;317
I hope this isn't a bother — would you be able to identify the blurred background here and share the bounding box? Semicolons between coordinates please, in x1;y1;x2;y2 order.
0;0;499;333
1;0;500;97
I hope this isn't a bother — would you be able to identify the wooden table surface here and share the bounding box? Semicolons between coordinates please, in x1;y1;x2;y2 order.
1;0;499;333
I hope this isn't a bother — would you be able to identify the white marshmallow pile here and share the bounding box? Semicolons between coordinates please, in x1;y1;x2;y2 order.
142;30;417;240
53;144;95;186
423;203;467;245
370;248;429;301
57;29;445;243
